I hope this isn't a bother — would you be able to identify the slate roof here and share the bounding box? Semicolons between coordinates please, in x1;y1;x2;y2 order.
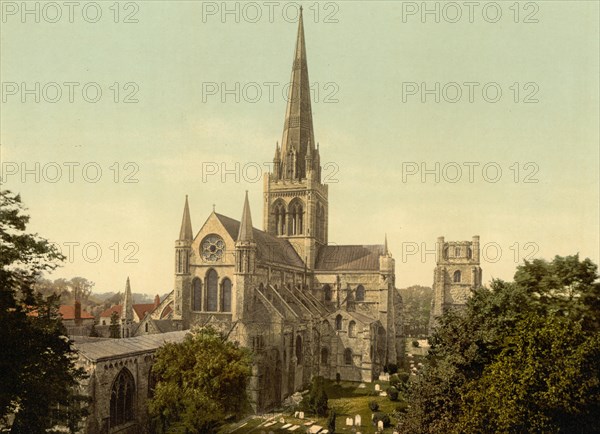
215;213;305;268
75;331;188;362
315;245;384;271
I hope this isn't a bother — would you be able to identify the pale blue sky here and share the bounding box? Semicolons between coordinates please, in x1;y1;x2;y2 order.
1;1;598;295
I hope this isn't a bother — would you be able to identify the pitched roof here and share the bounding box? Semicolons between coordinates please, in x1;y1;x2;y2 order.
100;305;122;318
59;305;94;320
75;331;188;362
315;245;384;271
133;304;156;319
215;213;304;268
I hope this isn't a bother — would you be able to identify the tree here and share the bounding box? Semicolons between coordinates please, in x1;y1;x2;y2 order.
0;190;88;433
327;408;336;433
303;376;328;417
109;311;120;338
148;326;252;434
400;255;600;434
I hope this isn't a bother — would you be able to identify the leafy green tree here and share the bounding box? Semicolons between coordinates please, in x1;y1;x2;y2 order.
401;255;600;434
399;286;433;336
109;311;120;338
148;326;252;434
0;190;88;433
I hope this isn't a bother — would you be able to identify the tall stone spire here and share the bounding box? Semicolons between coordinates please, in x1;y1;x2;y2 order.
279;6;316;180
237;191;254;242
179;195;193;241
384;234;389;256
121;276;133;331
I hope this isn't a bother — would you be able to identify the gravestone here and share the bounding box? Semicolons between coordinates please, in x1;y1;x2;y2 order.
377;420;384;431
355;414;361;426
299;411;304;419
346;417;353;426
374;384;381;391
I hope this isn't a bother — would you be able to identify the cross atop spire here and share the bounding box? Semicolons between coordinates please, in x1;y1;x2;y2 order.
278;5;316;181
237;191;254;242
178;195;193;241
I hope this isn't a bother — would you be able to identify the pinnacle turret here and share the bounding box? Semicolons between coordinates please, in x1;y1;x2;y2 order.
178;195;193;241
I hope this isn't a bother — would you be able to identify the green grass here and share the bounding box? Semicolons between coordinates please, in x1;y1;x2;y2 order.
221;379;403;433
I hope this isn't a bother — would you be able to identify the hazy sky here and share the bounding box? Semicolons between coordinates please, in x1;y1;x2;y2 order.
1;1;598;296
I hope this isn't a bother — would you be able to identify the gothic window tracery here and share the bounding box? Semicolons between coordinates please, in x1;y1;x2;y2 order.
110;368;135;428
221;278;232;312
273;201;287;236
201;235;225;262
206;269;218;311
289;199;304;235
192;278;202;311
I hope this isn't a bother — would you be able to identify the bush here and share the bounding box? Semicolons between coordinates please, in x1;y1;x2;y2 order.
386;363;398;374
335;372;341;384
387;387;399;401
412;340;420;348
368;401;379;412
372;412;391;427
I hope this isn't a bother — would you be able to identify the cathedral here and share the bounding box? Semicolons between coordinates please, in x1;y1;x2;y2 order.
167;8;402;410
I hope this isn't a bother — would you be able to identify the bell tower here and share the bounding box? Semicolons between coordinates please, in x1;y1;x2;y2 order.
263;7;328;270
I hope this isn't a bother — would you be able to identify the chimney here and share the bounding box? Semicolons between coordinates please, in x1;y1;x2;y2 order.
74;300;81;324
154;294;160;308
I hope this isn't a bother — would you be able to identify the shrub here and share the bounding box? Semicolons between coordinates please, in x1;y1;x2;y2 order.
335;372;341;384
387;387;399;401
386;363;398;374
412;340;420;348
372;412;391;427
368;401;379;412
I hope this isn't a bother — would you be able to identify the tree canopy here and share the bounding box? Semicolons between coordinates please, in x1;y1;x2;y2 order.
400;254;600;433
148;326;252;434
0;190;88;433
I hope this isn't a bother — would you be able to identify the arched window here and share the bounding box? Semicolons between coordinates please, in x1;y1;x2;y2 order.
443;246;449;260
289;199;304;235
110;368;135;427
344;348;352;365
335;314;342;331
221;278;232;312
467;247;472;259
348;320;356;338
295;335;302;365
320;347;328;365
453;270;461;283
273;201;287;236
323;284;332;301
356;285;365;301
192;278;202;311
206;269;218;312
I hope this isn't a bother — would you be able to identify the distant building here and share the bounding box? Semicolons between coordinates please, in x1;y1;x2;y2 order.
429;236;482;333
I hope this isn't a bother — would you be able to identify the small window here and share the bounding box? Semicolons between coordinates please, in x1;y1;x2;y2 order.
323;284;332;301
335;314;342;331
356;285;365;301
455;247;461;257
348;321;356;338
344;348;352;365
221;278;232;312
192;278;202;311
320;347;328;365
453;270;461;283
144;323;148;333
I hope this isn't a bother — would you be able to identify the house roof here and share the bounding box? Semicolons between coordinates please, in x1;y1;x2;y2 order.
99;305;122;318
215;213;305;268
315;245;384;271
75;330;188;362
100;303;158;319
59;305;94;320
